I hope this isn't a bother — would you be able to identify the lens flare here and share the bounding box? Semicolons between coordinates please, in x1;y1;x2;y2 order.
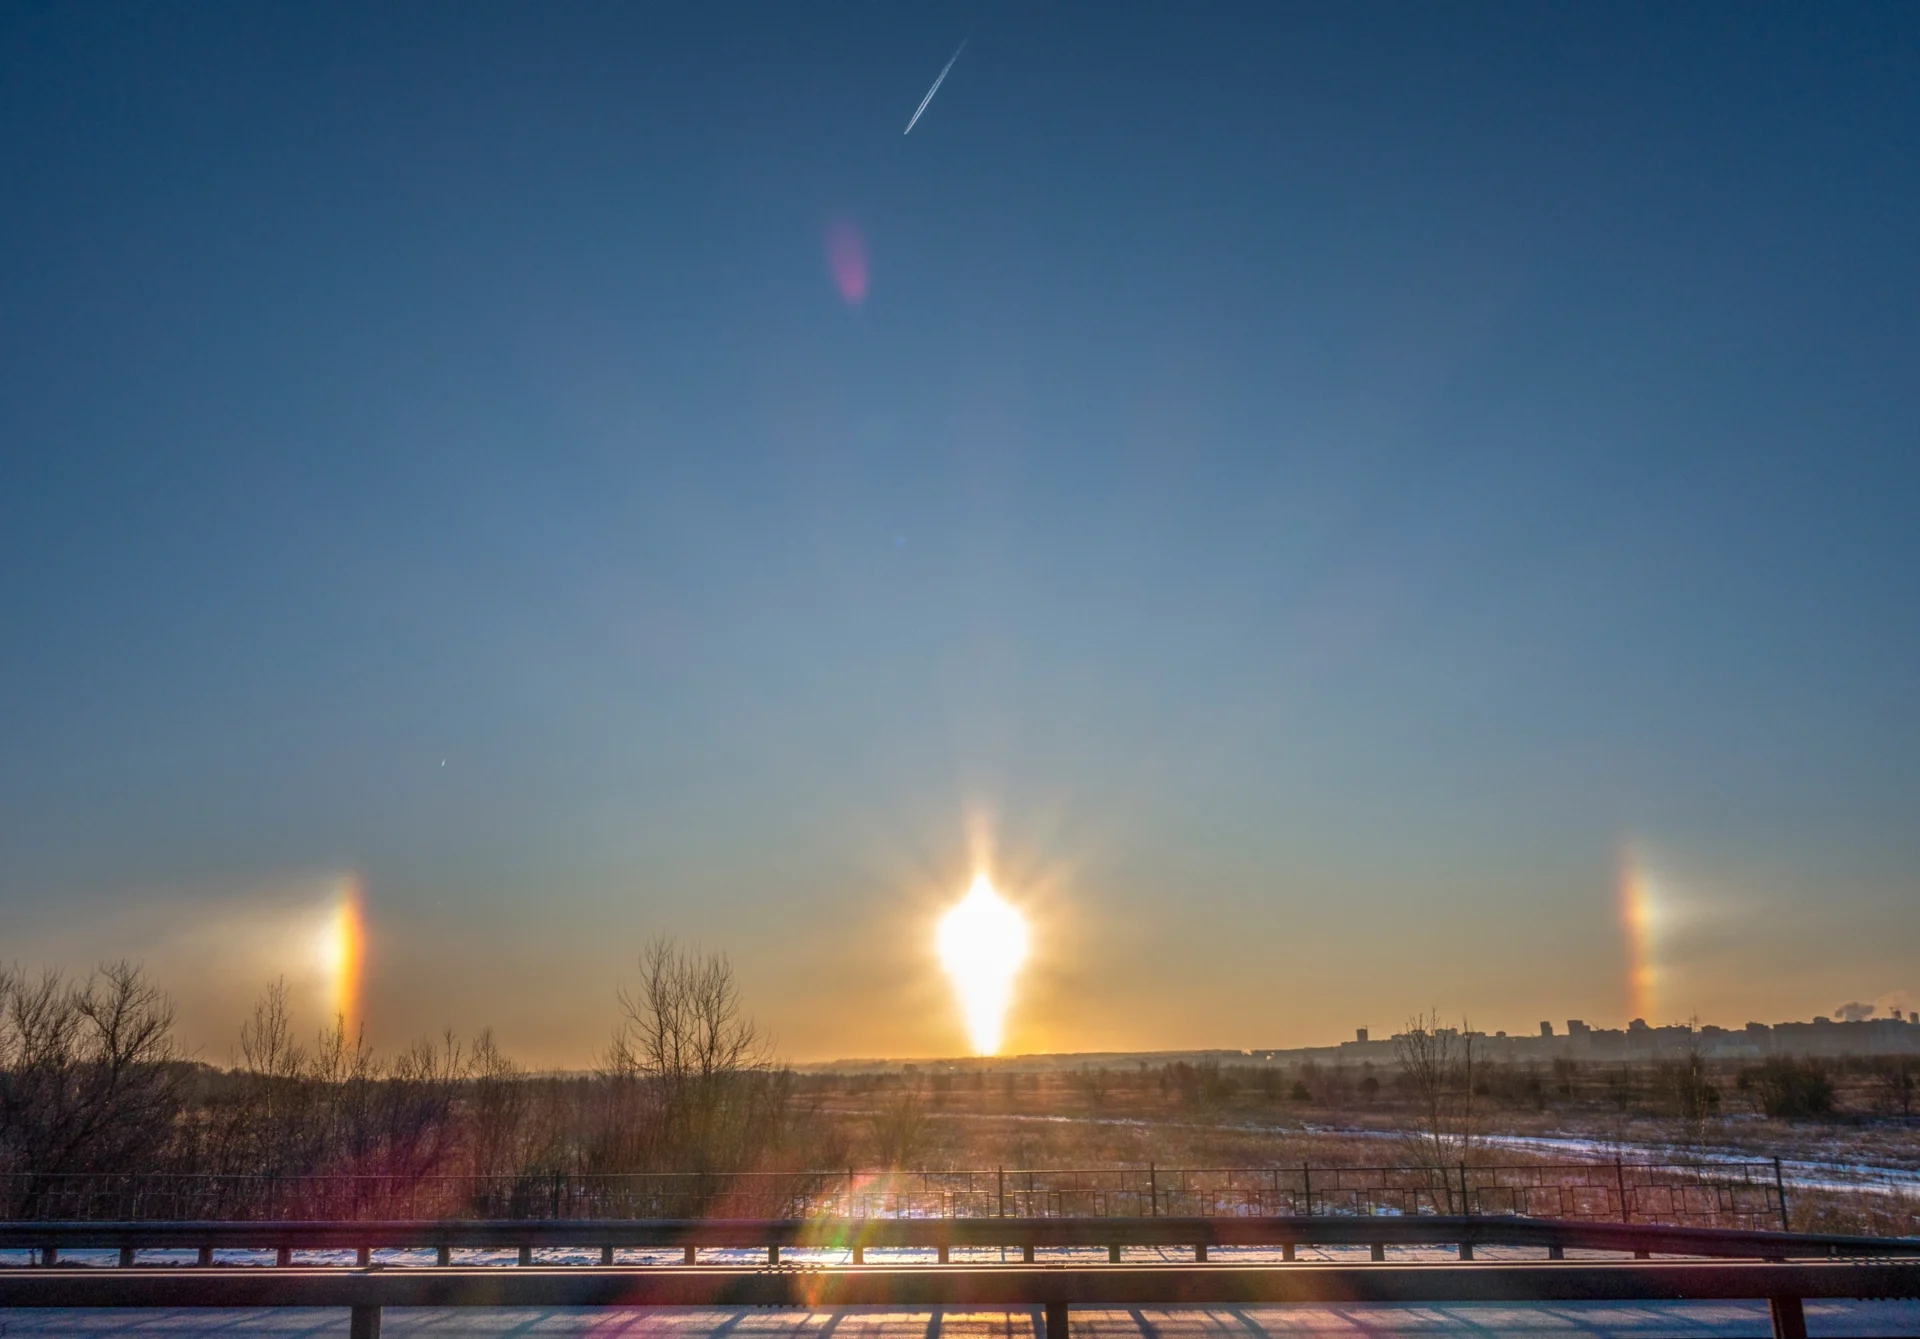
826;220;868;305
318;877;365;1028
937;874;1028;1055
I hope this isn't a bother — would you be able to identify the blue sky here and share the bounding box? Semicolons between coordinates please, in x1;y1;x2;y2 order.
2;4;1916;1063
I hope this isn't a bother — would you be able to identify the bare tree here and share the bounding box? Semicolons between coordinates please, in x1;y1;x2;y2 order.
1394;1008;1479;1209
1;945;840;1221
239;978;304;1080
607;938;767;1089
380;1029;468;1178
1865;1054;1917;1120
1653;1018;1718;1153
467;1028;530;1183
597;939;820;1198
228;978;314;1178
0;963;182;1213
866;1085;931;1168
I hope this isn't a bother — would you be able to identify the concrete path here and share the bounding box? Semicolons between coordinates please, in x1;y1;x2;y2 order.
6;1301;1920;1339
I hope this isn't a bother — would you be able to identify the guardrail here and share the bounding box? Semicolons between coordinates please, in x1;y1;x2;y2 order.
5;1214;1916;1266
0;1160;1796;1228
4;1257;1919;1339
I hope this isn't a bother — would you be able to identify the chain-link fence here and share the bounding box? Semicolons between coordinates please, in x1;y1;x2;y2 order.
0;1160;1798;1228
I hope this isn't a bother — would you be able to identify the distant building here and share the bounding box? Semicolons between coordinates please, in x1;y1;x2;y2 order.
1540;1021;1554;1037
1355;1027;1368;1043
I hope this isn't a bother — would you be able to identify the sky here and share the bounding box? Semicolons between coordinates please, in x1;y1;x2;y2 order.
2;3;1917;1068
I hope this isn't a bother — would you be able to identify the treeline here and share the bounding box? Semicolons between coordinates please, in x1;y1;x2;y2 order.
0;942;843;1219
819;1052;1920;1124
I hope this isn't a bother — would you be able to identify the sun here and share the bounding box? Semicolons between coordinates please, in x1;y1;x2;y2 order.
937;874;1030;1055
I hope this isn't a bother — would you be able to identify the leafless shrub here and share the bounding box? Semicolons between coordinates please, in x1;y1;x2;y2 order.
593;938;832;1201
1864;1054;1918;1120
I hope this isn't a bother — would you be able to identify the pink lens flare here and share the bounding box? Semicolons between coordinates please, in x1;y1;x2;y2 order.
826;220;868;304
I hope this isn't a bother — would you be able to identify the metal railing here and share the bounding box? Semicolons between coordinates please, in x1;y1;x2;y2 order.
0;1161;1794;1229
5;1212;1917;1263
5;1255;1919;1339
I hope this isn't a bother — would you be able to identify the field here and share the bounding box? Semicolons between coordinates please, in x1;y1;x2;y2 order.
796;1057;1920;1237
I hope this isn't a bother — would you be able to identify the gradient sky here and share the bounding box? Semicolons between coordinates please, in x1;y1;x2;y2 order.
3;4;1917;1067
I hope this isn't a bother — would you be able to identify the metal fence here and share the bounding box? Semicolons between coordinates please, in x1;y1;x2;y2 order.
0;1161;1792;1229
841;1163;1790;1228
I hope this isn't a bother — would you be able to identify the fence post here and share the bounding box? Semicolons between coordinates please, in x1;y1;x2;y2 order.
350;1304;381;1339
849;1168;857;1218
1044;1301;1070;1339
1773;1158;1791;1233
1149;1163;1158;1217
997;1166;1005;1219
1615;1158;1631;1224
1301;1163;1312;1218
1769;1296;1807;1339
1459;1164;1472;1218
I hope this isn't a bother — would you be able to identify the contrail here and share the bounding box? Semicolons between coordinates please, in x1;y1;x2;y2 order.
904;38;967;135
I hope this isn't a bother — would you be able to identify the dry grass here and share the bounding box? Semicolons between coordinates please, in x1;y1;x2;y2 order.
802;1063;1920;1238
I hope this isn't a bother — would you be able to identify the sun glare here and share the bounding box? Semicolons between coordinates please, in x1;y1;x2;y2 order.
937;874;1029;1055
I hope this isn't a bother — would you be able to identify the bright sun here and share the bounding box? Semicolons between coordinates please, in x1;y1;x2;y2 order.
937;874;1030;1055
